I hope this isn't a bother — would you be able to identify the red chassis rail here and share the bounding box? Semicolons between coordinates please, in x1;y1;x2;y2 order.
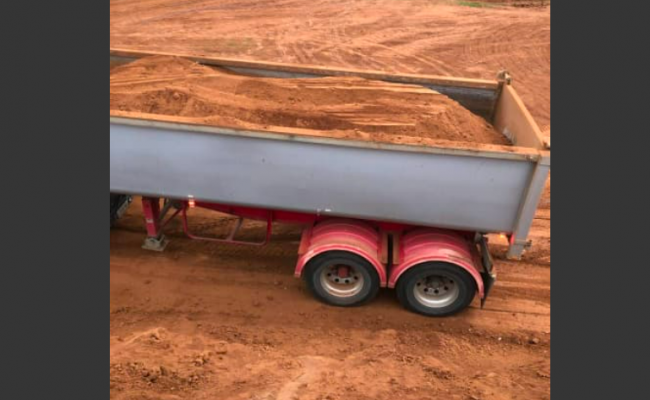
139;197;495;307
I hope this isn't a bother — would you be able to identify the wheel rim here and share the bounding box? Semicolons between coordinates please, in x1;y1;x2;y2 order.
320;264;365;298
413;275;460;309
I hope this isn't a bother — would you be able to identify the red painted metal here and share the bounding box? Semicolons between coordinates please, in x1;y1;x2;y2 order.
388;229;485;298
142;197;162;238
194;201;316;225
142;197;183;237
193;201;414;231
294;219;388;287
181;206;273;246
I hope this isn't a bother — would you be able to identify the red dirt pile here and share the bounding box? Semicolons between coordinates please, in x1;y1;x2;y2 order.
110;56;509;146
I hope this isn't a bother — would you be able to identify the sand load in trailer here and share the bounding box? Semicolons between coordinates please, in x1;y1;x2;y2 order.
110;50;550;316
110;56;510;147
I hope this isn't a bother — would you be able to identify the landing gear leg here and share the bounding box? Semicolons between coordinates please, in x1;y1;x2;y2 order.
141;197;169;252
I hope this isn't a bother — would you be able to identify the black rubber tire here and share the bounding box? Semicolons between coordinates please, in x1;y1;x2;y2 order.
303;251;381;307
396;262;477;317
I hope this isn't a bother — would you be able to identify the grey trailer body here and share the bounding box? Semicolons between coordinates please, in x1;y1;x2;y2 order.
110;51;550;259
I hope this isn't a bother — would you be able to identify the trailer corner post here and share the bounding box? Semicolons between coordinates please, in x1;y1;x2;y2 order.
507;152;551;260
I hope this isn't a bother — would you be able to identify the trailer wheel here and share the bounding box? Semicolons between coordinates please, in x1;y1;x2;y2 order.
304;251;380;307
396;263;477;317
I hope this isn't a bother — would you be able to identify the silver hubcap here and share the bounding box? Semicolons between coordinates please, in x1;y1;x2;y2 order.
320;264;365;298
413;275;460;309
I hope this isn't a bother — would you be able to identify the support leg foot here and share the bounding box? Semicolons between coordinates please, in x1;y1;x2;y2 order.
142;235;169;252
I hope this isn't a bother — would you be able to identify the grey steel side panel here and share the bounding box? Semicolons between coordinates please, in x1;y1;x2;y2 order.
110;123;534;233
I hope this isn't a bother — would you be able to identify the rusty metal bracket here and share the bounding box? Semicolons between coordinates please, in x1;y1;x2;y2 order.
497;70;513;85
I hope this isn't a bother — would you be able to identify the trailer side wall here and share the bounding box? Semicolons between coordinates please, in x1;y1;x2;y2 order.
111;120;535;233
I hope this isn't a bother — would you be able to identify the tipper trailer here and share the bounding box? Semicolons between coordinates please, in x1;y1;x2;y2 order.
110;49;551;317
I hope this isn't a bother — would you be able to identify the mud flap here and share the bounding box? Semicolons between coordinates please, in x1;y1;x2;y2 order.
478;234;497;308
481;271;497;308
110;194;132;227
